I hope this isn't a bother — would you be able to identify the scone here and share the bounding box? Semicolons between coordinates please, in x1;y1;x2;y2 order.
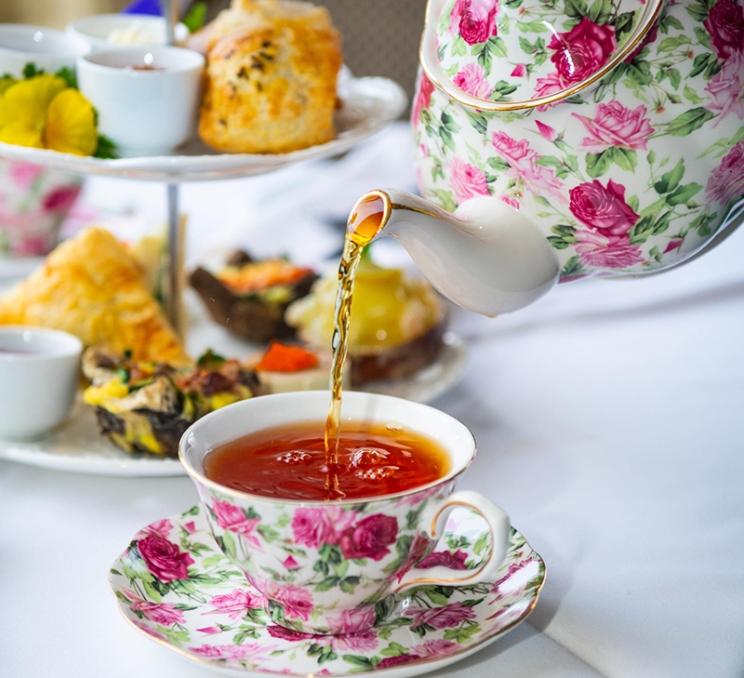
193;0;342;153
0;228;188;365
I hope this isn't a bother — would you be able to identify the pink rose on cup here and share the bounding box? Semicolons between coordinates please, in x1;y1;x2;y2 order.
211;499;260;544
569;179;639;236
412;74;435;126
339;514;398;561
137;534;194;583
706;140;744;204
492;131;564;200
452;63;492;99
122;588;185;625
404;601;477;630
291;506;353;547
451;156;490;202
573;101;655;151
263;581;314;621
42;185;81;213
705;51;744;121
575;230;643;268
452;0;499;45
533;72;564;106
548;17;616;85
418;548;469;569
328;606;378;651
704;0;744;60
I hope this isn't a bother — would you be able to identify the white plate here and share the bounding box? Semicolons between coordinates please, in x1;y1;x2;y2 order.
0;77;406;182
0;334;467;476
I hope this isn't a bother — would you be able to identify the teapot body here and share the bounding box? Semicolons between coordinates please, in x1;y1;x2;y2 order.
413;0;744;282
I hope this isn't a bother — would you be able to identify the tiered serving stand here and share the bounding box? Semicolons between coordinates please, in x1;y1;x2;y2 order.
0;3;411;475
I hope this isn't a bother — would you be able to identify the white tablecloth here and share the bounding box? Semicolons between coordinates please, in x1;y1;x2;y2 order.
2;124;743;678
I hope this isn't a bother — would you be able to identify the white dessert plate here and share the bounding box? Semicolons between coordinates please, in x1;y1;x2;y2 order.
0;334;467;477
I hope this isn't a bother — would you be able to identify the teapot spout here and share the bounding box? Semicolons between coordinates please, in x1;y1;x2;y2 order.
351;189;560;316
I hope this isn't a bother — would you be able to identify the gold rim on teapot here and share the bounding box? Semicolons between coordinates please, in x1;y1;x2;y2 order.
419;0;667;112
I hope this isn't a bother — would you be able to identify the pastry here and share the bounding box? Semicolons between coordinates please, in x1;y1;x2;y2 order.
0;228;187;364
192;0;342;153
83;348;260;457
189;249;316;343
285;255;448;384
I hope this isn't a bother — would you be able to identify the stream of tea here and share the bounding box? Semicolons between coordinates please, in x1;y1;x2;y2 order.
324;193;388;497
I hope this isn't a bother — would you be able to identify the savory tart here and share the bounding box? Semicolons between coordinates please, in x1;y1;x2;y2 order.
82;348;260;458
189;250;317;343
191;0;342;153
285;257;447;384
250;341;348;393
0;228;188;364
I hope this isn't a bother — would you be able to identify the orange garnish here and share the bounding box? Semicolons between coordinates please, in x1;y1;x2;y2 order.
256;342;319;372
218;260;312;294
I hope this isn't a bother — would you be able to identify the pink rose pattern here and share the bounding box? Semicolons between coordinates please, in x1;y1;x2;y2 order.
211;499;261;546
573;102;655;151
704;0;744;60
136;534;194;583
291;506;354;548
706;141;744;205
113;504;545;674
548;18;616;85
414;0;742;278
492;132;565;201
450;156;490;202
0;162;82;257
705;51;744;122
450;0;499;45
452;63;492;99
206;589;264;619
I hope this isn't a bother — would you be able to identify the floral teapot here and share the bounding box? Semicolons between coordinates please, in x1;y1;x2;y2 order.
356;0;744;315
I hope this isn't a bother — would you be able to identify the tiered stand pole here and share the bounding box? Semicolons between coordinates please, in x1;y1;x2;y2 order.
162;0;183;335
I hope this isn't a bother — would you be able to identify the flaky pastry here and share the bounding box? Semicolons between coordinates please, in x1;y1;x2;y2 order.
0;228;188;364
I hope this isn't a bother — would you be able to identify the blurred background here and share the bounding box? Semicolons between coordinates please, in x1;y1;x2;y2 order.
0;0;426;109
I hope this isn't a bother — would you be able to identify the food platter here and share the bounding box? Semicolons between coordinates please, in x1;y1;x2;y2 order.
0;333;467;477
0;75;406;183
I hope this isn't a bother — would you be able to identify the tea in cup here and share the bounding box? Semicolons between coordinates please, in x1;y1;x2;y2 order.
180;390;510;635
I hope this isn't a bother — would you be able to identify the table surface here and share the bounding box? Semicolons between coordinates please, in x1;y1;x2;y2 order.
2;124;743;678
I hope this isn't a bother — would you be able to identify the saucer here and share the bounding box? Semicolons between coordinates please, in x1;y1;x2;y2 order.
109;505;545;677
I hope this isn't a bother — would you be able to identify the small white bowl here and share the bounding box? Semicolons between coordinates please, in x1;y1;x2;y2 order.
0;327;82;439
66;14;189;52
0;24;87;77
77;46;204;157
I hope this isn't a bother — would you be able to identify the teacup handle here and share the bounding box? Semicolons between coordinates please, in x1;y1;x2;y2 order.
394;490;510;594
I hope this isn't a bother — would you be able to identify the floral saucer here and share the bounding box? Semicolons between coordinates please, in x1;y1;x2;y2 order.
109;505;545;677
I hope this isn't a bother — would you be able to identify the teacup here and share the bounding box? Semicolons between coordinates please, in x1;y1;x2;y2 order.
77;46;204;156
180;390;510;634
0;327;82;439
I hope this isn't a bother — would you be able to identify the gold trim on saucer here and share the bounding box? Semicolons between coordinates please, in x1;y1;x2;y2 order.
419;0;667;112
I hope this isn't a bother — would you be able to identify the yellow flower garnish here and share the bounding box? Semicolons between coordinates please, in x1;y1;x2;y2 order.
44;88;97;156
0;75;66;148
0;74;99;156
